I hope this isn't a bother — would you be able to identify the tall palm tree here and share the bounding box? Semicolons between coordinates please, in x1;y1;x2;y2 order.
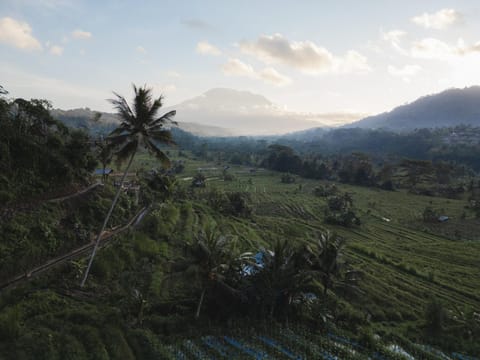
80;84;176;287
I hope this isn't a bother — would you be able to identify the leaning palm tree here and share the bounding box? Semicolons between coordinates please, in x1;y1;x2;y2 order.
80;84;176;287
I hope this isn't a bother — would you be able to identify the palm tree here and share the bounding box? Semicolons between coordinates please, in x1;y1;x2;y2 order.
173;222;251;319
252;240;318;320
304;231;342;297
80;84;176;287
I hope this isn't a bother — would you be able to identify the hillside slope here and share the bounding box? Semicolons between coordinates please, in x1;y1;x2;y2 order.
349;86;480;130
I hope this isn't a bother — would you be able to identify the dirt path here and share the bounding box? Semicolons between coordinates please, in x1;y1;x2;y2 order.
0;207;148;292
47;182;103;203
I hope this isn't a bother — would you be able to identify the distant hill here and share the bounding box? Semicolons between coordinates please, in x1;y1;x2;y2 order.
162;88;360;135
51;107;234;137
349;86;480;130
52;88;363;136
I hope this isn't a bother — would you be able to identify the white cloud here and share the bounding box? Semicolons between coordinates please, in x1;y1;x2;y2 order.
381;29;409;55
411;37;480;59
240;33;333;73
196;41;221;56
337;50;371;74
411;9;462;29
50;45;63;55
136;45;146;54
239;33;370;75
222;58;291;86
382;30;406;43
72;29;92;39
388;64;421;82
258;67;291;86
222;58;255;77
0;17;42;51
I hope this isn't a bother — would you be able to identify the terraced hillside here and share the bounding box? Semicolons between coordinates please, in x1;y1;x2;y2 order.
153;154;480;354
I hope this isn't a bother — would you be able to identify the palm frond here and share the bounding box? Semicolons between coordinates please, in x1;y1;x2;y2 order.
145;138;171;167
149;110;177;127
115;138;138;164
147;96;164;119
148;129;176;146
109;92;135;125
107;133;131;147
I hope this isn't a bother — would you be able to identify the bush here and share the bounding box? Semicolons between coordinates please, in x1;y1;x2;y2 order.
425;297;446;335
281;173;296;184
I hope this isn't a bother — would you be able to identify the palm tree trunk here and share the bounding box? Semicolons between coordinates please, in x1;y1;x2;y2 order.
195;287;206;319
80;151;136;287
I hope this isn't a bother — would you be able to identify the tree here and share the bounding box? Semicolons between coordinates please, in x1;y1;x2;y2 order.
304;231;346;303
81;84;176;287
175;223;249;319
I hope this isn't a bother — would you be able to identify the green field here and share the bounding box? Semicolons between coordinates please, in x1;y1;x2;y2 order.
2;151;479;358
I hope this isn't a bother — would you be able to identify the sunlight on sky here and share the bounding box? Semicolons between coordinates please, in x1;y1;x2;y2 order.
0;0;479;124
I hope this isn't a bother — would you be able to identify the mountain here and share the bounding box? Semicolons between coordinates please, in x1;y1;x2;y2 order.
52;88;363;136
349;86;480;130
162;88;361;135
51;107;234;137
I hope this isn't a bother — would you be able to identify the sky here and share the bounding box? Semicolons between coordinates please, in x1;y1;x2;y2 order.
1;0;480;123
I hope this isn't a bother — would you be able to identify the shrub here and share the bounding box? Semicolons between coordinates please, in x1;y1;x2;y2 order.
425;297;446;336
281;173;296;184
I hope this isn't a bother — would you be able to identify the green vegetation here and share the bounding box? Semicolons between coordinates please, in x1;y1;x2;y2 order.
1;87;479;359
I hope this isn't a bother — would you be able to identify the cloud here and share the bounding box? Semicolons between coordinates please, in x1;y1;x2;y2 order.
222;58;291;86
337;50;371;74
411;38;480;59
240;33;333;72
411;8;462;29
388;64;421;82
0;17;42;51
181;19;213;30
72;29;92;39
258;67;291;86
136;45;146;54
239;33;370;75
222;58;255;77
381;29;409;55
196;41;221;56
382;30;406;43
50;45;63;55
